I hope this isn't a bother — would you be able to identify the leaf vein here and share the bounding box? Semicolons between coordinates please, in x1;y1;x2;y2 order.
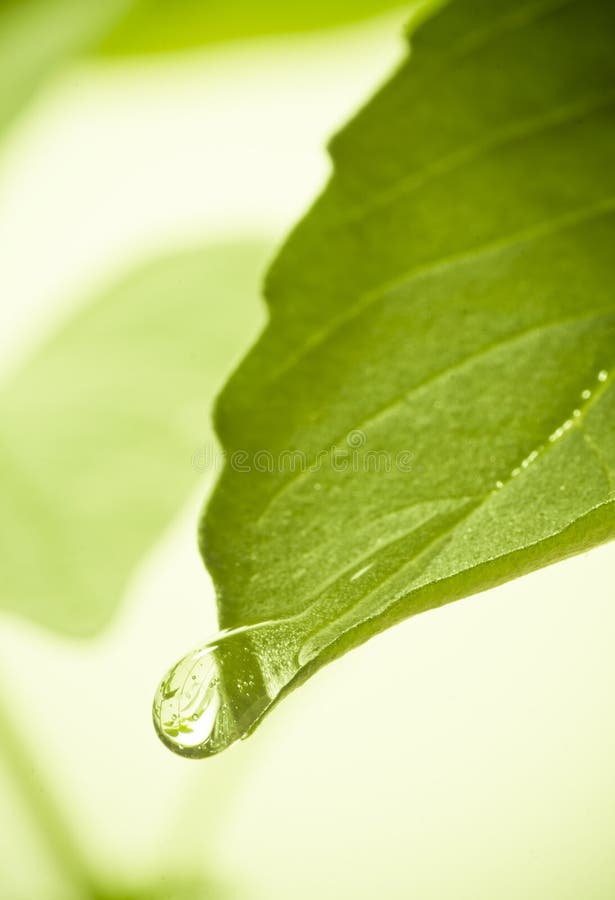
267;199;615;384
332;90;615;235
302;370;615;643
259;309;615;521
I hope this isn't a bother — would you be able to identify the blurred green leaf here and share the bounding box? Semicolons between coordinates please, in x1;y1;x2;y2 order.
95;0;410;56
0;242;271;636
183;0;615;748
92;875;230;900
0;0;126;137
0;0;411;149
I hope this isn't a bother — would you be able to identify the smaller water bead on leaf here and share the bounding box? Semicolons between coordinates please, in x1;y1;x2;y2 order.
153;623;300;758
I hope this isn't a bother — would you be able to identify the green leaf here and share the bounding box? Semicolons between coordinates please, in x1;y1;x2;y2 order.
154;0;615;757
95;0;412;56
0;0;406;148
0;242;271;636
0;0;126;139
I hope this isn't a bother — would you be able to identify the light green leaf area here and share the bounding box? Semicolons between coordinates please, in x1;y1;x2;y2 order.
189;0;615;750
0;242;271;636
95;0;410;56
0;0;127;139
0;0;407;149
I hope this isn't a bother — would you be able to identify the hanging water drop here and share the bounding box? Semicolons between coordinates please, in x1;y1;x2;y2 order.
153;621;301;759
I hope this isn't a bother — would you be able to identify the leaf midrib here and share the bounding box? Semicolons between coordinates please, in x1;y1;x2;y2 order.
292;368;615;645
258;307;615;524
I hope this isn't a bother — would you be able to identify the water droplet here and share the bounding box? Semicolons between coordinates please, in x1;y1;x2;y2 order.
153;622;299;759
598;369;608;383
581;389;591;400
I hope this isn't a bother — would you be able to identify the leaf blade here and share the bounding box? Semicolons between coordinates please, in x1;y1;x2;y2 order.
0;242;271;636
0;0;126;141
188;0;615;747
94;0;412;56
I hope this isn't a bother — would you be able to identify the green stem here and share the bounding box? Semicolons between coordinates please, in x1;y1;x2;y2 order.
0;682;103;898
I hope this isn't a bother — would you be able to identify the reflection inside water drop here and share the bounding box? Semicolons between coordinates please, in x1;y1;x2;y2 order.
155;648;221;750
153;623;299;759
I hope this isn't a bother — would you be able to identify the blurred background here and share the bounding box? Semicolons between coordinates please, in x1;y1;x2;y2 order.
1;2;615;898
